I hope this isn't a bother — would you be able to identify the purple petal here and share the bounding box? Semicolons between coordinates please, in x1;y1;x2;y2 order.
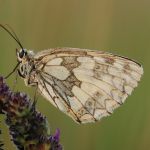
53;128;60;141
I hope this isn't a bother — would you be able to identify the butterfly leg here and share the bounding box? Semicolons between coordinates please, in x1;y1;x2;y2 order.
33;84;38;104
12;70;19;91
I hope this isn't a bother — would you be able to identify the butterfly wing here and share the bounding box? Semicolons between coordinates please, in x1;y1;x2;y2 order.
34;48;143;123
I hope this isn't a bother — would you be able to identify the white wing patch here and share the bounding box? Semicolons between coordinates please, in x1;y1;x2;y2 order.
29;48;143;124
46;58;63;65
44;66;70;80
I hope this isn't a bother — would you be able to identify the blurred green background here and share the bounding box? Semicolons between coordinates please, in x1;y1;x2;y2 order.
0;0;149;150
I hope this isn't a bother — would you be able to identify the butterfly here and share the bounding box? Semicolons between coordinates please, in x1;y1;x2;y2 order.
0;24;143;124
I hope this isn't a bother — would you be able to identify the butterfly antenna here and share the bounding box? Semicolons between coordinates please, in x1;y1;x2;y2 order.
0;24;24;49
0;24;23;79
5;24;23;49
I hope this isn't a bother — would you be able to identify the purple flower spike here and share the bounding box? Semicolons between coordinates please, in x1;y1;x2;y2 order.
0;75;63;150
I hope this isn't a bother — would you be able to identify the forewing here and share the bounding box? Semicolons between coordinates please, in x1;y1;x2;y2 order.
34;48;143;123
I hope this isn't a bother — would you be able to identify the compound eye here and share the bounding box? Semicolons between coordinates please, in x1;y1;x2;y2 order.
19;49;25;58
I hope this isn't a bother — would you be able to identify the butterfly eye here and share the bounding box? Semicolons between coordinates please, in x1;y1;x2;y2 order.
19;49;27;58
19;50;24;58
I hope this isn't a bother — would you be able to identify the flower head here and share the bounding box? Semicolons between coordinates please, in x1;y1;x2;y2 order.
0;76;63;150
